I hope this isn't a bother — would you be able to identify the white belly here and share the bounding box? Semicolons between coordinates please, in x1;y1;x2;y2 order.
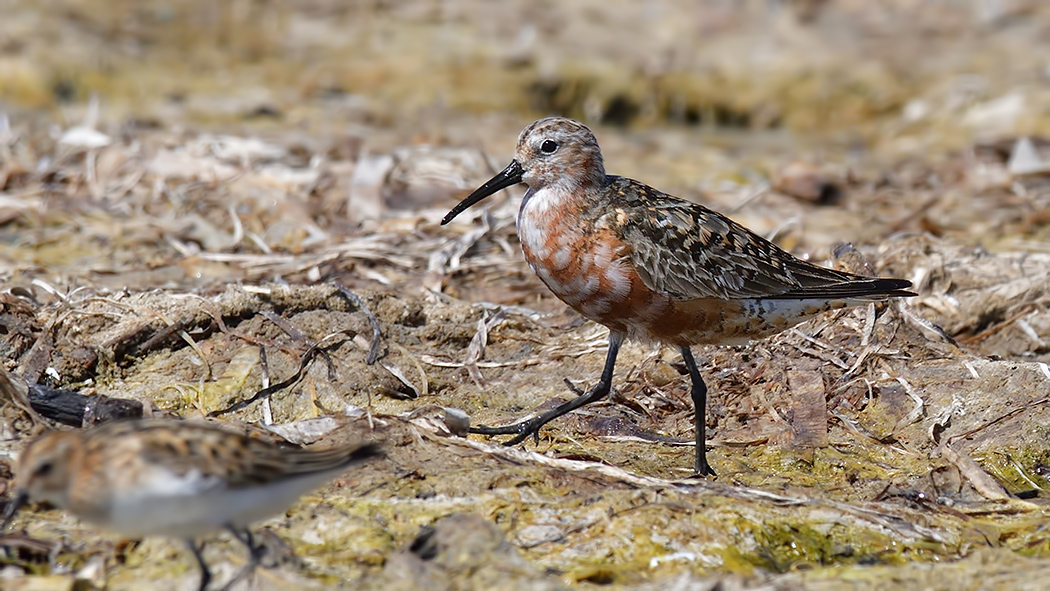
100;469;343;539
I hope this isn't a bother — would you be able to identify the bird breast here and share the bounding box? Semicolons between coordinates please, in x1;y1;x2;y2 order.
518;187;667;330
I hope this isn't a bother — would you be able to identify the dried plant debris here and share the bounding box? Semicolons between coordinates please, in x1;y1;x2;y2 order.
7;2;1050;588
2;142;1050;590
3;220;1050;591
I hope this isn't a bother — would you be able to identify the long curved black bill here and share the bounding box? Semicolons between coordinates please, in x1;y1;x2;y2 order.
441;160;524;225
1;490;27;531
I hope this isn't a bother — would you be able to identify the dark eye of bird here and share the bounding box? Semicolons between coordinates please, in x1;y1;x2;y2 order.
35;461;53;477
540;139;558;154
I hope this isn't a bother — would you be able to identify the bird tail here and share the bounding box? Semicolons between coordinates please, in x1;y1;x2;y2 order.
772;277;915;301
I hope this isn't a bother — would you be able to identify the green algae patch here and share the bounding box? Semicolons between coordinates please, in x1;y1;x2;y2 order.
974;432;1050;499
782;547;1050;591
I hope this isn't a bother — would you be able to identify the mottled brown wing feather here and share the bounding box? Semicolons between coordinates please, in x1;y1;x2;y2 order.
101;419;381;489
610;178;914;301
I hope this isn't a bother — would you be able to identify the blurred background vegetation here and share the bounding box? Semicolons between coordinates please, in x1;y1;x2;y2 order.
4;0;1050;149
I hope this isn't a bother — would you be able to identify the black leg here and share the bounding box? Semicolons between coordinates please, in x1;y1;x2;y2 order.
680;346;715;476
471;331;625;445
221;526;265;591
186;540;212;591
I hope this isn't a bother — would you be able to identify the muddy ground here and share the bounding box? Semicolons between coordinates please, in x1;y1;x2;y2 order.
3;1;1050;590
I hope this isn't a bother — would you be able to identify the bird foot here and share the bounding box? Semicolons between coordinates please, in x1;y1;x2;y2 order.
470;416;547;445
692;462;716;478
562;378;585;396
470;377;608;446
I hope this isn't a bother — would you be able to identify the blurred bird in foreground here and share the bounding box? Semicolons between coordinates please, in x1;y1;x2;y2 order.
2;418;382;590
